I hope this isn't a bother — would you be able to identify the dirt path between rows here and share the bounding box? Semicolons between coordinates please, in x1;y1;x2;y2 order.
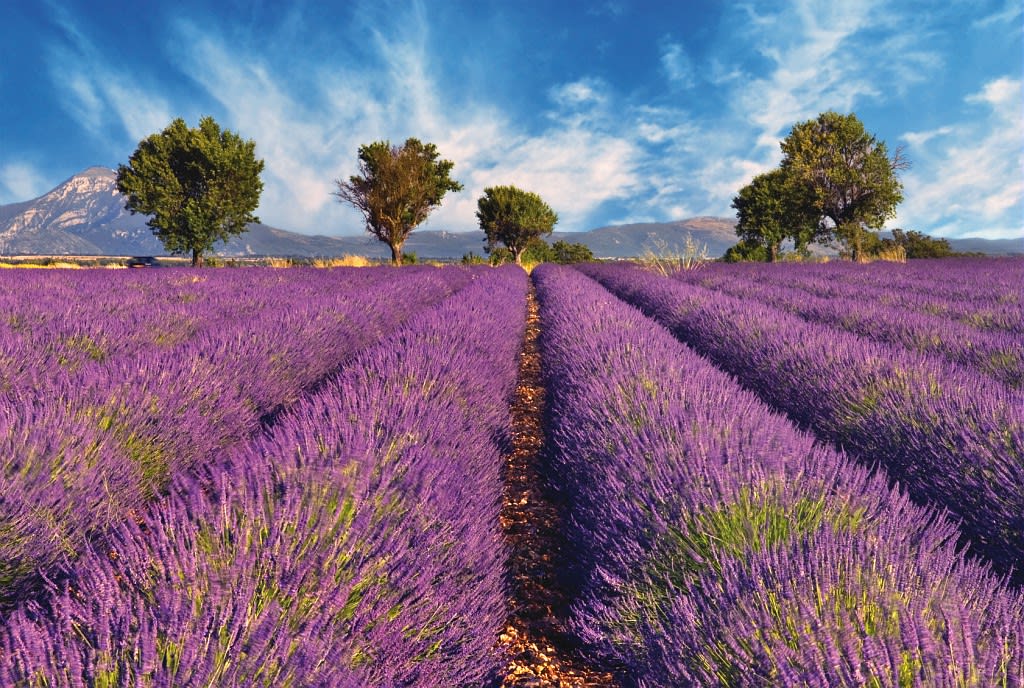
498;285;618;687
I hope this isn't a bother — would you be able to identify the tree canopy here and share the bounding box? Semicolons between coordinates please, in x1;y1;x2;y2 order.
780;111;908;261
486;238;594;265
334;138;462;264
731;168;819;262
879;228;957;259
476;185;558;265
116;117;264;266
549;239;594;263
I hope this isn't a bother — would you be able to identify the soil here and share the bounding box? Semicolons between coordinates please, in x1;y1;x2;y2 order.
498;285;618;687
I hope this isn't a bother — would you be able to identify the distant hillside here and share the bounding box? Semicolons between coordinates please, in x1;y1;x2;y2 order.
0;167;366;257
1;167;1019;259
945;236;1023;255
568;217;739;258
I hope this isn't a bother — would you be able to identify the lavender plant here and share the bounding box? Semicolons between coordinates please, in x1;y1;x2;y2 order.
579;261;1024;580
0;266;476;607
534;264;1023;686
682;257;1024;336
673;267;1024;387
1;265;526;686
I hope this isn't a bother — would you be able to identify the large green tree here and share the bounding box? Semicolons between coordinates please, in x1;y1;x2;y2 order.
334;138;462;264
731;167;820;262
780;111;908;262
116;116;264;266
476;185;558;265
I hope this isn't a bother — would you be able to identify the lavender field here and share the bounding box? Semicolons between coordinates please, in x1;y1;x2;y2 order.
1;259;1022;686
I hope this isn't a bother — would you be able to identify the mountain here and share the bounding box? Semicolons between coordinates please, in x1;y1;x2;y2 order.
945;236;1023;255
0;167;359;257
567;217;739;258
1;168;1019;259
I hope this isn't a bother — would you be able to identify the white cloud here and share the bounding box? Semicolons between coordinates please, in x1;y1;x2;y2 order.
164;14;643;235
896;77;1023;239
549;77;609;109
587;2;626;18
972;0;1023;28
102;81;174;144
27;0;1016;244
660;40;695;88
622;0;961;227
439;124;642;232
44;7;172;151
62;73;104;134
966;76;1021;108
902;126;954;148
728;0;921;149
0;163;52;204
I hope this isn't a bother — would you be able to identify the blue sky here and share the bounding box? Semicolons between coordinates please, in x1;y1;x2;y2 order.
1;1;1021;240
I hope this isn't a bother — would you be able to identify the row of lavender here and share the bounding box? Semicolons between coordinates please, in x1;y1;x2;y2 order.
684;257;1024;336
580;262;1024;581
0;266;475;607
1;265;527;686
673;261;1024;388
534;264;1023;685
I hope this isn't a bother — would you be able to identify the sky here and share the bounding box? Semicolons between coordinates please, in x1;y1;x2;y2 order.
1;0;1021;241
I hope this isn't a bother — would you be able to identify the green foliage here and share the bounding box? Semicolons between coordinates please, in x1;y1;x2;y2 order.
485;238;594;266
400;251;418;265
731;168;820;261
116;116;264;267
334;138;463;265
550;239;594;263
879;228;956;259
780;111;908;261
487;247;514;266
722;240;769;263
476;185;558;265
460;251;487;265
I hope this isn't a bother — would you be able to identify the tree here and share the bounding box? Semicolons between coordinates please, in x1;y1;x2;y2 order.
476;185;558;265
879;228;955;259
780;111;908;262
722;240;769;263
333;138;462;265
116;116;264;267
731;168;820;262
550;239;594;263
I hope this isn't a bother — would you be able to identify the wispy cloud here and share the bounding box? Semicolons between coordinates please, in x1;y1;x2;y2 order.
660;40;695;89
44;5;171;151
972;0;1023;28
0;162;51;204
897;76;1023;239
549;78;609;109
167;10;644;234
902;126;955;148
734;0;883;149
640;0;952;225
21;0;1017;242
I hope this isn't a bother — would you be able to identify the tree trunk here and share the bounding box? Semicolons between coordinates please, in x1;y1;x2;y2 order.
389;241;403;265
854;227;864;263
769;243;779;263
192;248;204;267
514;248;524;265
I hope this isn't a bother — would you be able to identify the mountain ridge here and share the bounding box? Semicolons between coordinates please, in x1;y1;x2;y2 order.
1;168;1019;259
